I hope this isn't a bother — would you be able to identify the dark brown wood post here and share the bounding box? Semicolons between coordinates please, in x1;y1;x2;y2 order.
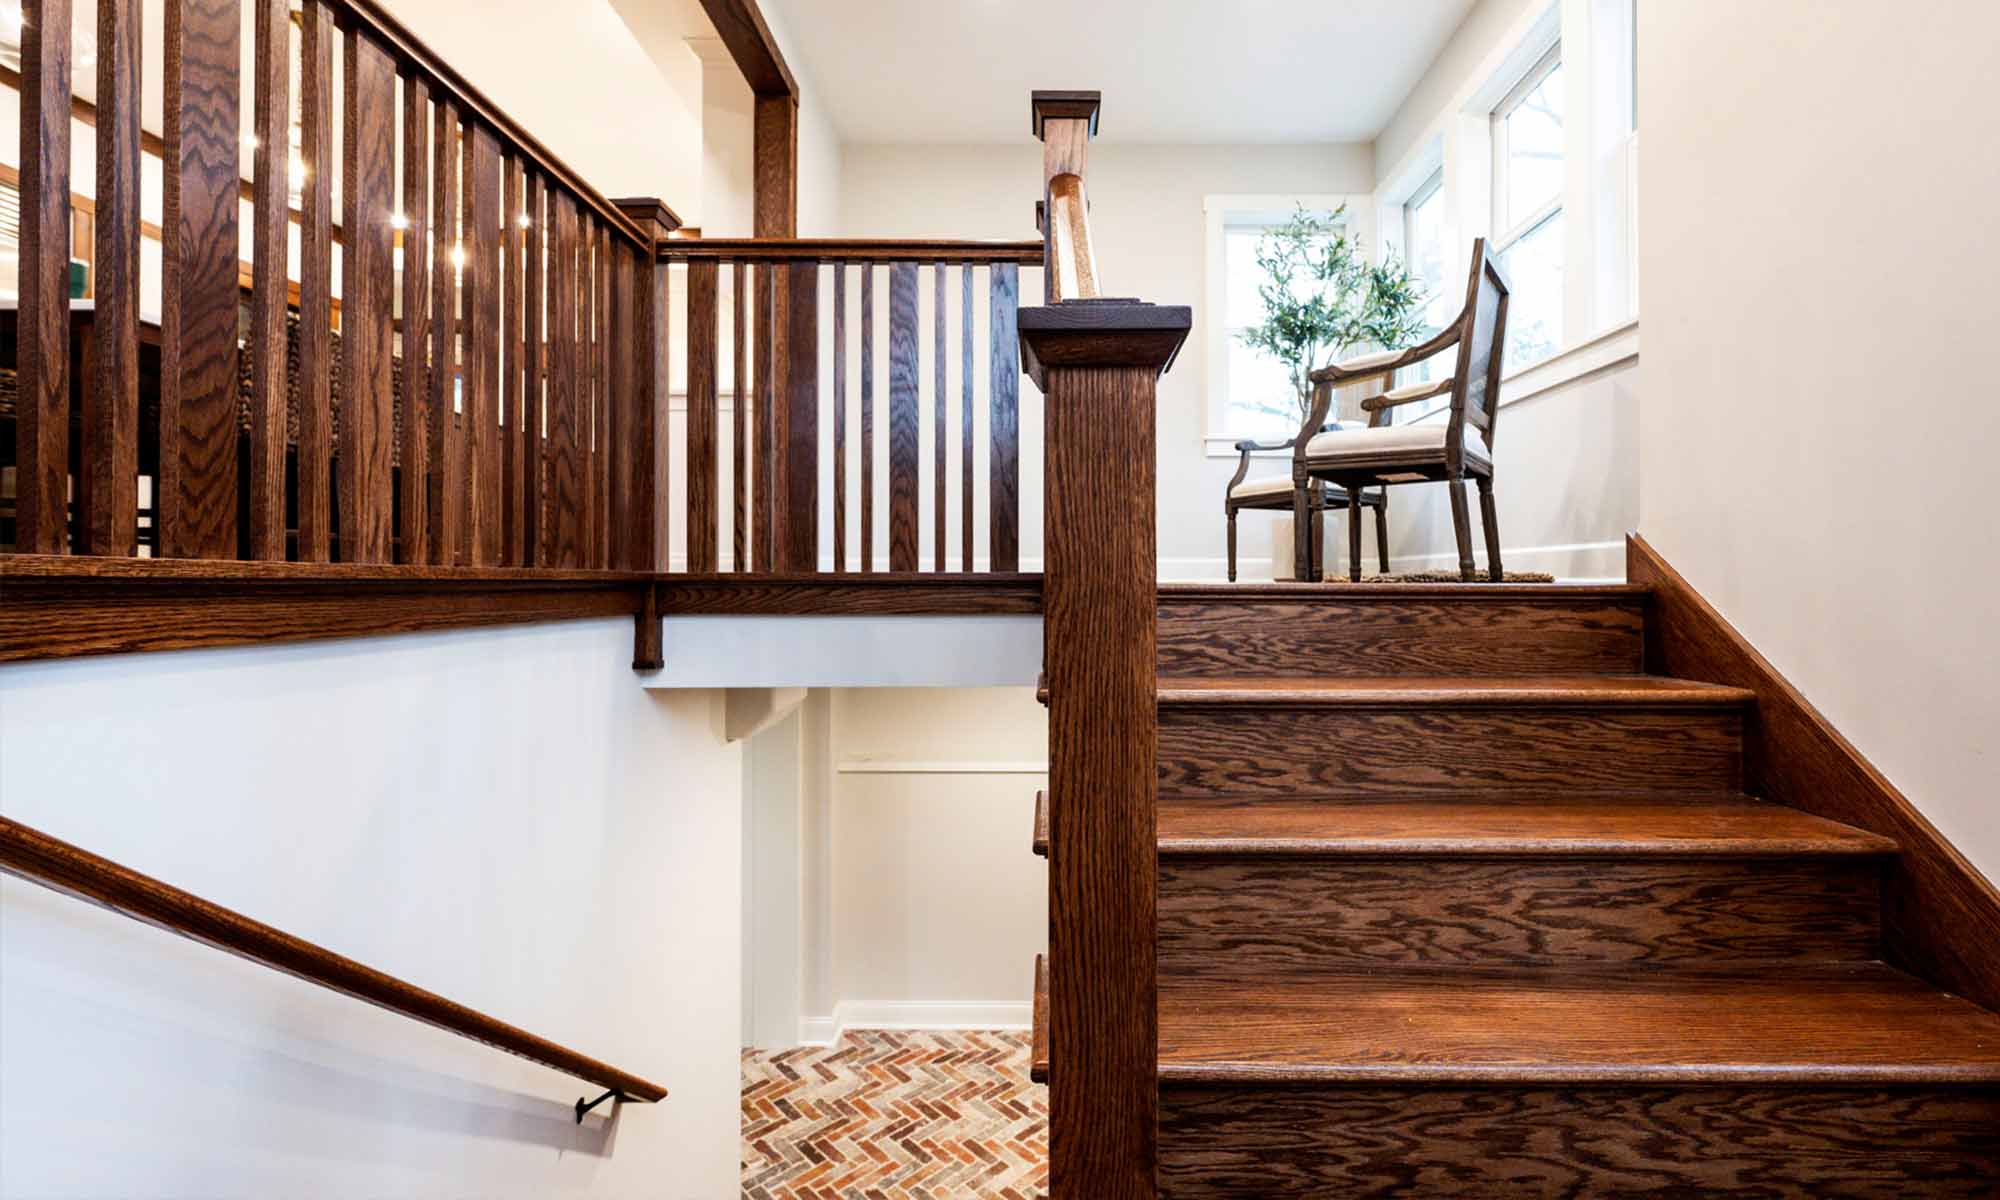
612;198;682;571
1026;300;1191;1200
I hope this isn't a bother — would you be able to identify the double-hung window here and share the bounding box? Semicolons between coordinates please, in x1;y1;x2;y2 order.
1491;42;1565;369
1214;205;1352;440
1401;170;1450;398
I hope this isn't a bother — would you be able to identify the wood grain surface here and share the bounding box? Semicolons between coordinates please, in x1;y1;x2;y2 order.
296;0;335;561
83;0;141;557
887;262;920;572
686;258;720;572
338;31;398;562
15;0;73;554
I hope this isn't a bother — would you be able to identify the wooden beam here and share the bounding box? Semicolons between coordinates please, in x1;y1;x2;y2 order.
694;0;797;97
753;93;798;238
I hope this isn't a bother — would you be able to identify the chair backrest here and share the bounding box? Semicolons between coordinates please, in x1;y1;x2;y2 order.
1445;238;1511;462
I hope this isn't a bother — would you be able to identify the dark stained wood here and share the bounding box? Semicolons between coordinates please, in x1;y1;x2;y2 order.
1032;298;1191;1200
1156;674;1753;708
655;573;1043;616
1018;300;1193;391
732;262;749;571
595;224;614;569
173;6;252;560
339;31;399;563
751;94;798;238
465;126;503;565
1159;1084;2000;1198
83;0;142;557
618;244;662;572
687;259;721;573
962;264;975;571
1156;963;2000;1085
781;260;819;572
522;173;545;566
1630;533;2000;1015
0;555;653;661
579;227;597;569
832;262;848;571
1158;585;1648;678
545;194;582;566
660;239;1044;265
0;814;667;1103
295;0;336;562
988;264;1020;571
15;0;73;555
691;0;797;96
608;197;685;238
632;581;663;671
1032;953;1049;1085
934;265;947;570
427;101;463;564
754;264;776;572
887;263;920;572
501;153;525;566
399;73;434;565
1033;788;1049;857
859;263;875;572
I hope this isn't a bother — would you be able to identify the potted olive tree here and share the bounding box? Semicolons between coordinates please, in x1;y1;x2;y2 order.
1237;205;1427;575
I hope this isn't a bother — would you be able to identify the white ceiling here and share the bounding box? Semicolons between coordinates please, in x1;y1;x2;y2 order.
759;0;1475;144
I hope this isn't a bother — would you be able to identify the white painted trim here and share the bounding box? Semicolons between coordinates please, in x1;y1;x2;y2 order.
836;760;1049;775
798;1002;1035;1047
1500;316;1639;403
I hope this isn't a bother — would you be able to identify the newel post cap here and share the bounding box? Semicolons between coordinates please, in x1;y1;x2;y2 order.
1031;90;1102;140
610;197;685;241
1018;300;1192;391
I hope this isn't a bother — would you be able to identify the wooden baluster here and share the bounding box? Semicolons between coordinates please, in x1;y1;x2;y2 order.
933;263;947;571
988;262;1020;572
732;262;748;572
962;263;975;571
579;224;596;567
596;225;614;569
426;104;461;563
82;0;141;556
546;194;582;566
687;259;720;573
832;262;847;572
887;262;919;572
1027;298;1191;1200
502;154;524;565
339;31;398;563
754;265;776;572
859;263;874;572
296;0;335;562
464;126;501;565
16;0;72;555
158;0;246;556
399;73;433;566
631;239;665;572
781;261;818;573
522;174;546;566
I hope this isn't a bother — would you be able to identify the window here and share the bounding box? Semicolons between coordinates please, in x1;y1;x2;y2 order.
1214;205;1353;440
1491;43;1565;369
1402;170;1449;394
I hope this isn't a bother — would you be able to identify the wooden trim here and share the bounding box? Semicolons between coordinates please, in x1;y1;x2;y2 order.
0;556;651;662
0;815;667;1103
659;239;1045;264
1628;533;2000;1015
694;0;797;97
752;94;798;238
655;573;1043;615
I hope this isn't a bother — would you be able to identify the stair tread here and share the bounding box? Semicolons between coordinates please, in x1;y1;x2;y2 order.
1155;962;2000;1085
1155;797;1897;857
1159;674;1755;706
1159;583;1650;600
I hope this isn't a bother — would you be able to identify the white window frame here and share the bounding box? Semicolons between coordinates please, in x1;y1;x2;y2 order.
1399;168;1449;392
1201;193;1375;457
1490;41;1565;263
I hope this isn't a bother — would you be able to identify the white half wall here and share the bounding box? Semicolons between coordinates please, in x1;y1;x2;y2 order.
1638;2;2000;882
0;622;741;1198
643;616;1043;688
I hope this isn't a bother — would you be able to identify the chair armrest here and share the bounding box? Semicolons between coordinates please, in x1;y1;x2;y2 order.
1226;436;1295;496
1360;378;1455;413
1233;437;1295;453
1309;324;1463;386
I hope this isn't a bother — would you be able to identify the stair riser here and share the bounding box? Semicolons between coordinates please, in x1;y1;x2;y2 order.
1160;1084;2000;1199
1159;598;1646;678
1159;705;1744;798
1159;857;1883;973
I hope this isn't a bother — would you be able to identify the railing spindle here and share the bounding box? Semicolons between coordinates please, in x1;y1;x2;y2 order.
962;262;975;571
887;262;919;572
427;104;463;563
933;264;947;571
399;74;434;565
465;127;502;565
687;260;720;572
732;261;749;572
245;0;289;560
500;156;524;565
754;266;776;572
297;0;337;562
15;0;73;556
522;173;547;566
780;261;818;573
860;263;875;572
989;263;1021;572
832;262;847;572
83;0;142;557
339;29;399;563
546;194;581;566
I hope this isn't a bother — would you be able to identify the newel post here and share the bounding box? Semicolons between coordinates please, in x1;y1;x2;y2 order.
612;198;680;571
1029;90;1191;1198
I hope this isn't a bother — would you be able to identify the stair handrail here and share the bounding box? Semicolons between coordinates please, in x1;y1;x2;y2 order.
0;815;667;1116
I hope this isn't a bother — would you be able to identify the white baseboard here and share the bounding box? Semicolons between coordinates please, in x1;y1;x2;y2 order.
798;1000;1034;1047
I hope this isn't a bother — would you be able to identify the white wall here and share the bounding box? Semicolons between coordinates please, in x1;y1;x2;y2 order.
0;623;741;1198
1638;1;2000;882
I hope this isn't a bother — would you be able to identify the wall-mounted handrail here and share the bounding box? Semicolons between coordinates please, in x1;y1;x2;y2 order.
0;815;668;1109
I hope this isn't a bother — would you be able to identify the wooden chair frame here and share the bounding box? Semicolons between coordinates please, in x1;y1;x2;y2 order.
1295;239;1511;581
1224;437;1386;582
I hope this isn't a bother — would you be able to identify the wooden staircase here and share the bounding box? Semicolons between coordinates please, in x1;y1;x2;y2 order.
1036;582;2000;1197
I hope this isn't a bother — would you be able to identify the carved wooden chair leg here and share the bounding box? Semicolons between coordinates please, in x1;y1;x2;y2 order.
1373;490;1390;575
1476;475;1502;582
1348;489;1365;582
1291;486;1314;583
1448;477;1476;582
1226;507;1238;582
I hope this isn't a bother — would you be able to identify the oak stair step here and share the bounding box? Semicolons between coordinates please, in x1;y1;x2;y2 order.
1159;675;1752;800
1157;582;1650;679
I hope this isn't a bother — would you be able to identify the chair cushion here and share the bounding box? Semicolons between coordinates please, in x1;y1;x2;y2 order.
1304;422;1491;469
1229;475;1297;500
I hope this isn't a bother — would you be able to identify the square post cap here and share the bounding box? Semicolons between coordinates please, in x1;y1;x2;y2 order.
1032;91;1102;140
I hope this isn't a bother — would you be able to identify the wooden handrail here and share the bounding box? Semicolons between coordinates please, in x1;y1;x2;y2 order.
0;815;668;1108
657;238;1045;264
1046;174;1100;301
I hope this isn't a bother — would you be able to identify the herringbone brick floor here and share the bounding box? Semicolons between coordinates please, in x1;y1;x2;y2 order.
742;1029;1047;1199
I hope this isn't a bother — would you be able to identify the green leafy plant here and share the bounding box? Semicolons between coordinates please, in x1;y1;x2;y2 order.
1236;205;1428;428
